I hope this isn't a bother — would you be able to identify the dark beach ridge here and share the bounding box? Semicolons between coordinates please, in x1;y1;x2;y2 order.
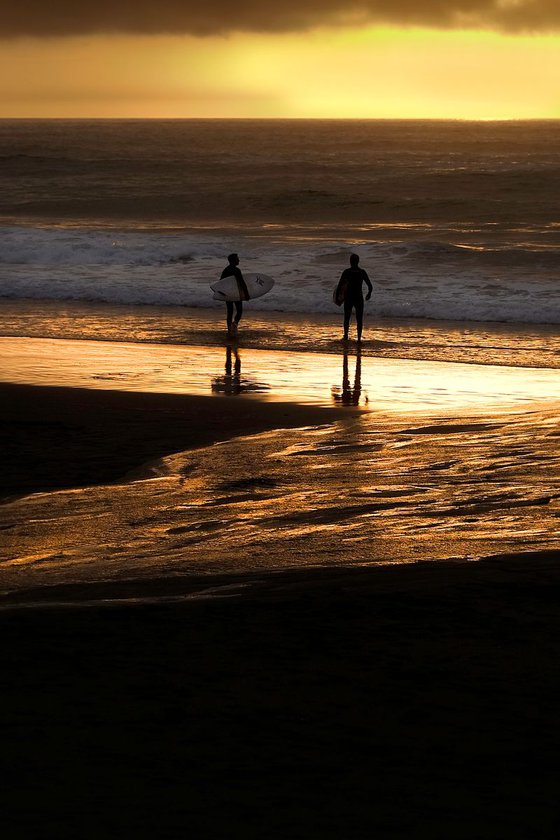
1;551;560;839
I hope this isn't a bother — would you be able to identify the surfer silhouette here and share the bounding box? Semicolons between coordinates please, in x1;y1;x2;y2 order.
221;253;249;337
335;254;373;342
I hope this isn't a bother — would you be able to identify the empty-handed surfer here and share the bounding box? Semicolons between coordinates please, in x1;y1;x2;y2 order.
335;254;373;342
221;253;249;337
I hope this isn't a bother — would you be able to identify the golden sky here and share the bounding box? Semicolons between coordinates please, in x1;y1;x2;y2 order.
2;0;560;118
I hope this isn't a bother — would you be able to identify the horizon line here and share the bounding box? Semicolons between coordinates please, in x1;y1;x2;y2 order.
2;116;560;122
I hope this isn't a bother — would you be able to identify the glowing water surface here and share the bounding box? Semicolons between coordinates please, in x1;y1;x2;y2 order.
1;336;559;414
2;407;559;598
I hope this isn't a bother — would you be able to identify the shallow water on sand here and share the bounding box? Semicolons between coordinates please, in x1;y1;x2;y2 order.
2;406;559;598
2;335;560;414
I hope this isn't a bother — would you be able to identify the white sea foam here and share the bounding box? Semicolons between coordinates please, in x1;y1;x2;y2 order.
0;225;558;325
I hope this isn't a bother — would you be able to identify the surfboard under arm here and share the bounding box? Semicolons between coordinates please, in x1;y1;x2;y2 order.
210;273;274;302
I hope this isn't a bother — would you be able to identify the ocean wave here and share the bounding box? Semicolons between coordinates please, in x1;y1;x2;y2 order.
1;227;556;267
0;226;558;325
0;226;226;266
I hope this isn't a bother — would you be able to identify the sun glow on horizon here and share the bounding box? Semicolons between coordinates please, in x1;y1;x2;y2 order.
1;26;560;119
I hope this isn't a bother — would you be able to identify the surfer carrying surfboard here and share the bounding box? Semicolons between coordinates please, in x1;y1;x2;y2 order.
220;253;249;337
335;254;373;343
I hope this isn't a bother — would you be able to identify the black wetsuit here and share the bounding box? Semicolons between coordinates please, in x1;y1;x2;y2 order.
220;264;248;328
338;267;373;339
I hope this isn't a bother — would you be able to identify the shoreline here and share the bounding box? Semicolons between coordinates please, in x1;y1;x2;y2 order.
2;297;559;368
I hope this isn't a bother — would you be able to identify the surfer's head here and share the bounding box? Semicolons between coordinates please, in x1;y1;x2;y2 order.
227;253;239;265
350;254;360;267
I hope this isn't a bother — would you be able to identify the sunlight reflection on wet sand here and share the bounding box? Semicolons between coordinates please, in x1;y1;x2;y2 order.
2;407;559;595
1;336;559;414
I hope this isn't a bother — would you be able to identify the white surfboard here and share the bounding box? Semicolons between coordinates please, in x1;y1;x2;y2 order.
210;273;274;302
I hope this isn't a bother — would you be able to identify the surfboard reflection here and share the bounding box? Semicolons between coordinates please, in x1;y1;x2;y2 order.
331;350;366;406
211;346;270;396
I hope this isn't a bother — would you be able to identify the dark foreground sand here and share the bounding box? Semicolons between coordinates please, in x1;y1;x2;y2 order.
1;383;560;838
2;555;560;839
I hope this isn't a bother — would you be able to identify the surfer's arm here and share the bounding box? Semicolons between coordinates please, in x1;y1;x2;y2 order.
363;270;373;300
235;268;250;301
335;270;347;296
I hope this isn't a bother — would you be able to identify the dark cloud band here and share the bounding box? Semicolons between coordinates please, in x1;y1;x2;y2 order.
3;0;560;38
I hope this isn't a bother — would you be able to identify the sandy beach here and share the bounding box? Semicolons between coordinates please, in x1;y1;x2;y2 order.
1;105;560;839
0;381;351;501
1;348;560;837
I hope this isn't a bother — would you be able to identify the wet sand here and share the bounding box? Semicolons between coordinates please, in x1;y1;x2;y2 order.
1;380;560;837
2;297;560;368
0;382;351;500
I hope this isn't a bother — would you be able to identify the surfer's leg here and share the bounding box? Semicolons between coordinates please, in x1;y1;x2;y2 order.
226;302;234;332
343;298;353;340
234;302;243;325
355;297;365;341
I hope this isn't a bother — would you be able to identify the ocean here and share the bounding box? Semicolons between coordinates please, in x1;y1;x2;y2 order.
1;118;559;332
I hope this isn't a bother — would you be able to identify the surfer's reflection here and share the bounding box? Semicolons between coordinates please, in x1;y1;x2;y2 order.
211;346;270;396
332;350;363;406
211;345;242;395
